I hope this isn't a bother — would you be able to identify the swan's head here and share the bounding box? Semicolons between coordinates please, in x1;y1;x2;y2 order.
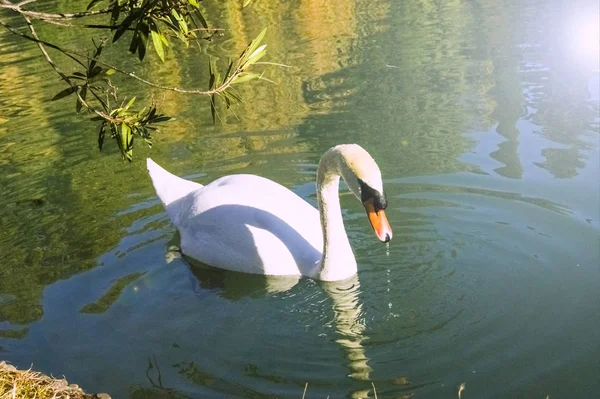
333;144;393;243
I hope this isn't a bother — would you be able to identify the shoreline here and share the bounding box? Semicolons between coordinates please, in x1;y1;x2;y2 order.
0;361;111;399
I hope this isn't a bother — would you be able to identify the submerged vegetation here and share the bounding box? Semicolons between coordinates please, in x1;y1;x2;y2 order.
80;271;145;313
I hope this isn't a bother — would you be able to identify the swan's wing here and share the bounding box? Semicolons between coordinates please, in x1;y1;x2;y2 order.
175;174;323;277
147;158;203;207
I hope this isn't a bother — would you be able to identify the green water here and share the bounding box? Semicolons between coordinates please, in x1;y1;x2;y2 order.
1;0;599;397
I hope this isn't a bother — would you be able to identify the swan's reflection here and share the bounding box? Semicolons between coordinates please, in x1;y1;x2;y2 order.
320;276;372;381
182;252;373;384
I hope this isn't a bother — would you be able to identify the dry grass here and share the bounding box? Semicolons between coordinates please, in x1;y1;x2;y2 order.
0;361;106;399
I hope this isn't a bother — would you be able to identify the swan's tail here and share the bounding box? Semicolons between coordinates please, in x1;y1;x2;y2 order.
147;158;203;208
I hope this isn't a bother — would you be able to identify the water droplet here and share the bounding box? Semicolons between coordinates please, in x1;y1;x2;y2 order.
386;242;390;257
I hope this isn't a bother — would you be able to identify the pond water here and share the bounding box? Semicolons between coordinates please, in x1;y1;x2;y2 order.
1;0;599;398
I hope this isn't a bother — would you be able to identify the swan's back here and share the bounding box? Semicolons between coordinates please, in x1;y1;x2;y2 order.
147;159;323;277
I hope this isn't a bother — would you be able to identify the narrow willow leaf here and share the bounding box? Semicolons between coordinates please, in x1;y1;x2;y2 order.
210;95;216;124
208;60;215;90
87;0;104;11
223;60;233;82
196;11;208;29
51;86;77;101
231;72;260;85
125;96;136;109
89;66;103;79
129;33;139;55
188;0;200;9
98;122;106;150
137;22;150;61
244;28;267;60
89;40;104;71
148;107;156;120
240;44;267;70
104;69;116;76
225;89;242;103
151;30;165;62
121;123;131;150
110;5;120;26
247;44;267;64
150;115;171;123
113;13;136;43
243;0;252;7
171;9;188;35
160;32;169;46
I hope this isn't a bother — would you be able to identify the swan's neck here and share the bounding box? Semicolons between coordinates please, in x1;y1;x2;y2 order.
316;155;357;281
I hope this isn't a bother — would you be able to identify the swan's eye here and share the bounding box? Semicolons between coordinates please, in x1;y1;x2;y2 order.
358;179;387;211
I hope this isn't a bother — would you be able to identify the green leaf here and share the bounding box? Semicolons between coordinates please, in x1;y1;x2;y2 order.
87;0;104;11
241;44;267;69
210;95;216;124
231;72;261;85
208;59;215;89
223;60;233;82
174;10;189;35
151;30;165;62
88;66;103;79
225;89;242;104
150;115;171;123
110;4;120;26
98;122;106;150
196;10;208;29
51;86;77;101
89;39;105;71
243;0;253;7
125;96;136;109
160;32;169;46
104;69;116;76
188;0;200;9
121;122;132;154
113;13;136;43
244;28;267;60
135;21;150;61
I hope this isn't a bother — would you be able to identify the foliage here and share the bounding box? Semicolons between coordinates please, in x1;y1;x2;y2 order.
0;0;271;161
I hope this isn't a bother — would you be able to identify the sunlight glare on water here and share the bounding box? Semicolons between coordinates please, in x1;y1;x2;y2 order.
564;7;600;68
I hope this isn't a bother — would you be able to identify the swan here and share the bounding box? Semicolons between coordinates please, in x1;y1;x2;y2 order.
147;144;392;281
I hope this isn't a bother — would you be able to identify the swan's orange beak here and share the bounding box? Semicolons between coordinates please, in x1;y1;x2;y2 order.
364;199;392;243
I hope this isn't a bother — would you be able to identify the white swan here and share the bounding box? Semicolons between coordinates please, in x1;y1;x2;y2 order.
147;144;392;281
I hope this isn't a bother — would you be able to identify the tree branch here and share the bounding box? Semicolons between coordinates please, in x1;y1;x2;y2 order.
0;0;113;21
9;14;118;123
0;18;244;97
